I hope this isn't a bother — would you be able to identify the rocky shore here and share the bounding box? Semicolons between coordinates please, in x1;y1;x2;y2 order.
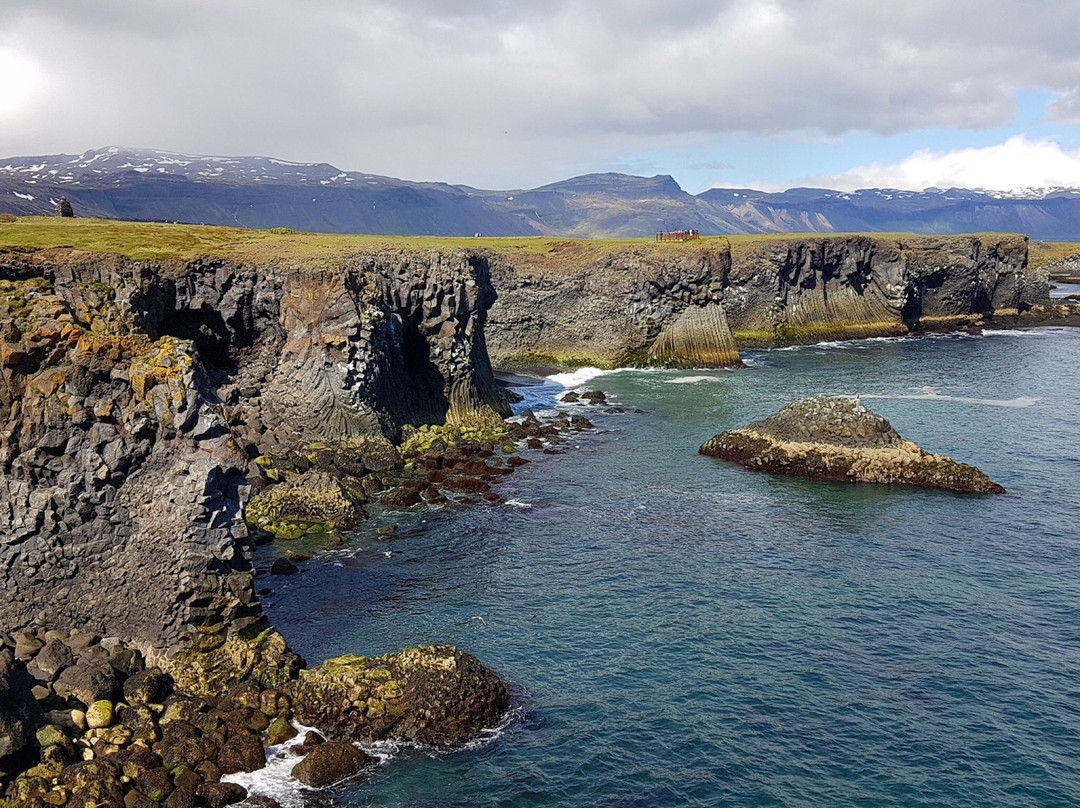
700;396;1005;494
0;627;505;806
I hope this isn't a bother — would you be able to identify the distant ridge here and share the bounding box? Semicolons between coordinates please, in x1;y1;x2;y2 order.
3;146;1080;239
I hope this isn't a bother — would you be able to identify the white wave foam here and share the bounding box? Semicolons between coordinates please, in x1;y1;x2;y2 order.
222;707;521;804
981;329;1045;337
547;366;614;388
459;705;525;751
222;722;323;807
504;499;533;509
860;388;1040;408
223;722;399;807
664;375;725;384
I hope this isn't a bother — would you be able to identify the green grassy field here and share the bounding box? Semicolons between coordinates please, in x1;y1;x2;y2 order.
1029;240;1080;269
0;216;1039;267
0;217;726;264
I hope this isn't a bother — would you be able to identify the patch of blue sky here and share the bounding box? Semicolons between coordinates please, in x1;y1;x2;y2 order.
610;91;1080;194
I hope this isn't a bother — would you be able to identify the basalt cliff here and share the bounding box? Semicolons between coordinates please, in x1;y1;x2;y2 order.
0;232;521;803
0;245;509;653
485;233;1052;366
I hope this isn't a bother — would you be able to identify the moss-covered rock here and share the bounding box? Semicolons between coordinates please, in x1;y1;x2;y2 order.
399;422;508;460
85;700;114;729
289;645;507;748
245;472;368;539
166;630;304;704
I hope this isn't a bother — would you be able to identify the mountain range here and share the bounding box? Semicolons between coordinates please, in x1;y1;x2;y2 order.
3;146;1080;240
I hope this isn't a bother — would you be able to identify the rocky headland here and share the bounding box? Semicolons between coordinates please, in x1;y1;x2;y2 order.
699;396;1005;494
485;233;1062;365
0;225;534;804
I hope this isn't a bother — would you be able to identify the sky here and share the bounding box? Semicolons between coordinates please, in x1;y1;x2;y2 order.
2;0;1080;193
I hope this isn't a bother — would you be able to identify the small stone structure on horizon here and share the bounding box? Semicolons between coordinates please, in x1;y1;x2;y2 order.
57;197;74;217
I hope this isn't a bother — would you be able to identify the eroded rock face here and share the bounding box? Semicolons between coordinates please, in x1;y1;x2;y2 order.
486;247;739;367
290;645;509;748
699;396;1005;494
723;234;1040;346
0;247;510;653
0;270;255;652
485;234;1046;362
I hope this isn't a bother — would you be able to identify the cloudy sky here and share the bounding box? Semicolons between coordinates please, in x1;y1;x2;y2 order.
2;0;1080;192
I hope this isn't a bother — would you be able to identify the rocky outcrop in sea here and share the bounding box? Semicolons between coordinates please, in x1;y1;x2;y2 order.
699;396;1005;494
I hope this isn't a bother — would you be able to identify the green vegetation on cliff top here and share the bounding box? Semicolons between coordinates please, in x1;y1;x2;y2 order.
0;216;1033;266
1029;240;1080;269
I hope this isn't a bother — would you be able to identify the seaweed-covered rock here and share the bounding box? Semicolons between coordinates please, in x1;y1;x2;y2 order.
290;645;508;747
289;740;371;787
699;396;1005;494
246;472;367;539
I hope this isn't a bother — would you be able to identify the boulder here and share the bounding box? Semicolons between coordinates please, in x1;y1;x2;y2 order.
246;472;367;539
290;645;508;747
289;740;370;788
85;699;115;729
25;639;75;682
123;669;173;705
54;660;119;707
270;557;299;576
216;731;266;774
13;629;44;661
195;782;248;808
699;396;1005;494
380;485;423;508
265;715;298;746
166;631;303;704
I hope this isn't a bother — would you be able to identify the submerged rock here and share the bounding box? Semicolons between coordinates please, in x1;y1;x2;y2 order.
699;396;1005;494
290;645;508;748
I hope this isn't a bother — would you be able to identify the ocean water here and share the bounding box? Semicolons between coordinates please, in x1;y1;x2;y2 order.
253;327;1080;807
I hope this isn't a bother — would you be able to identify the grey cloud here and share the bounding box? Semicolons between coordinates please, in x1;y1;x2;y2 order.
2;0;1079;187
1048;88;1080;124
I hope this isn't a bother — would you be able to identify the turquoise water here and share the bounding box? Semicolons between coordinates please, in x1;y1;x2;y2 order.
258;327;1080;807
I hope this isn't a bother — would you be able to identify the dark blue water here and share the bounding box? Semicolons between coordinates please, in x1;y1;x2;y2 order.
256;327;1080;807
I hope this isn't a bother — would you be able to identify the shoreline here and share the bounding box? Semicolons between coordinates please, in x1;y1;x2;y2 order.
1;221;1076;805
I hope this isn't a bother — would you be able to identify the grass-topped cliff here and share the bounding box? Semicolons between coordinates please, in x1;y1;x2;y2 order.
0;218;1053;366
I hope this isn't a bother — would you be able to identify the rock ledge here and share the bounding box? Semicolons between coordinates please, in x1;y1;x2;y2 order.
699;396;1005;494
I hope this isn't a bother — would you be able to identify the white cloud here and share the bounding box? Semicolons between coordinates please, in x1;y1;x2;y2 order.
0;46;44;118
811;137;1080;192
